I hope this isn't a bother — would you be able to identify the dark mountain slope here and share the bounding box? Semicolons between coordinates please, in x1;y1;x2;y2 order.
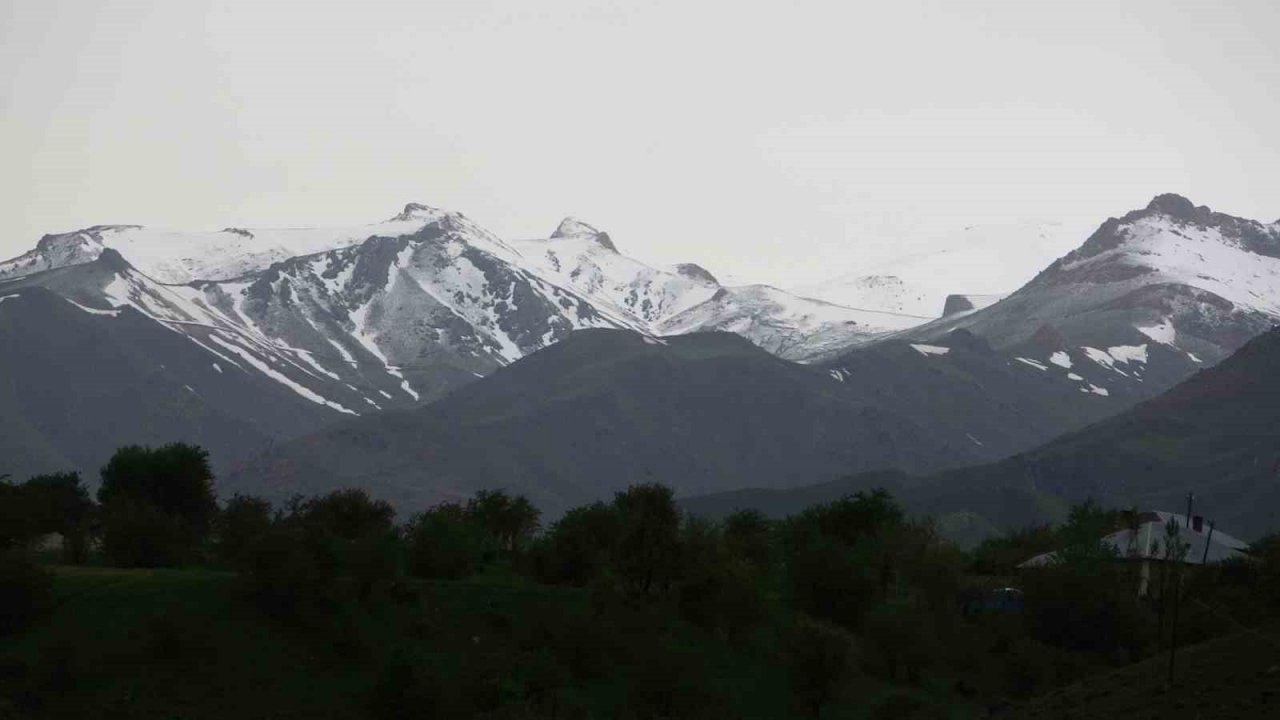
0;283;337;483
821;329;1124;462
226;329;999;516
685;327;1280;542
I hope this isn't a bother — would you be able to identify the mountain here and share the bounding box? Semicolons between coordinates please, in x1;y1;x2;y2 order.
2;205;929;479
900;195;1280;405
792;221;1078;317
0;281;328;481
224;323;1137;517
684;327;1280;543
507;218;922;361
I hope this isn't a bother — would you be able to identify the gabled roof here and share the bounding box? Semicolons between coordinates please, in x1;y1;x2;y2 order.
1019;511;1250;568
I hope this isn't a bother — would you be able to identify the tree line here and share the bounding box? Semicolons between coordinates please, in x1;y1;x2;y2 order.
3;444;1280;717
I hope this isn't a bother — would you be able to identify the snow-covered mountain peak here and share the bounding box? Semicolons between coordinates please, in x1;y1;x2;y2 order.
0;210;449;285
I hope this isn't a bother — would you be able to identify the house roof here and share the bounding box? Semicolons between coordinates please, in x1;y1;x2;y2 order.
1019;511;1250;568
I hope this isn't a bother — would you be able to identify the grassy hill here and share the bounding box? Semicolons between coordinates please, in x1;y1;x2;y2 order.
1009;622;1280;719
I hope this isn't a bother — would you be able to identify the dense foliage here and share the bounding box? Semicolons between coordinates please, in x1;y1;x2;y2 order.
2;446;1279;718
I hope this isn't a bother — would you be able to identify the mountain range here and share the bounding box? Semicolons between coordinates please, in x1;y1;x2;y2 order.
3;193;1279;528
682;325;1280;543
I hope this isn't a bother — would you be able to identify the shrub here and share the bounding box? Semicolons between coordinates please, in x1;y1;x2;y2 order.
787;616;856;717
405;504;488;580
99;498;192;568
213;494;274;567
529;501;619;586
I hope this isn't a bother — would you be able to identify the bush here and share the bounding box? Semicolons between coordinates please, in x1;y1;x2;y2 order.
99;498;192;568
213;494;274;567
675;516;765;639
529;501;619;586
405;504;488;580
0;551;53;636
787;616;856;717
236;523;341;616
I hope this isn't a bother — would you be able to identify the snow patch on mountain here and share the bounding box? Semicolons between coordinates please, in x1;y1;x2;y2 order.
1137;318;1177;345
910;343;951;357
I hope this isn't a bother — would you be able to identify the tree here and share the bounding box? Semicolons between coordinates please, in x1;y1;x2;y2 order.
214;494;274;567
405;503;488;580
676;516;766;639
465;489;541;554
612;484;681;597
723;508;772;570
777;491;906;629
97;444;217;565
0;472;95;561
294;488;395;541
99;497;190;568
529;501;619;586
787;616;855;716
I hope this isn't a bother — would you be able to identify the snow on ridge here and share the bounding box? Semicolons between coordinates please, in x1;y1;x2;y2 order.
0;293;19;305
19;210;444;285
1137;318;1176;346
64;297;121;317
207;333;358;415
1064;215;1280;317
910;343;951;357
1049;351;1072;369
1081;344;1148;375
1016;357;1048;371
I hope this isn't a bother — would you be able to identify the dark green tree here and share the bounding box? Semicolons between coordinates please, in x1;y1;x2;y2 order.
465;489;541;554
405;503;488;580
213;494;274;567
97;444;217;566
612;483;681;597
529;501;619;586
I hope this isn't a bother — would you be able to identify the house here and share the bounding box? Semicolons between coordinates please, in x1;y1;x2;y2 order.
1017;511;1250;596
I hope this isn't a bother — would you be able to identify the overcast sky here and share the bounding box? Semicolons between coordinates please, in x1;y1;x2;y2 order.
3;0;1278;286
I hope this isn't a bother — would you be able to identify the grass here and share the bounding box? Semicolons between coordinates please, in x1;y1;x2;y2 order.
0;565;804;719
1009;621;1280;719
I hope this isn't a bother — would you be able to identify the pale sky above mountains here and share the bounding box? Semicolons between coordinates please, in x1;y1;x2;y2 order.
2;0;1278;287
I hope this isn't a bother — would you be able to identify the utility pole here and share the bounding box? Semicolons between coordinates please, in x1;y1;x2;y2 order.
1168;559;1182;684
1185;492;1194;526
1200;521;1216;565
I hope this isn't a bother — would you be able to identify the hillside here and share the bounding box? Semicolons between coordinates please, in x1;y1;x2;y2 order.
686;327;1280;543
228;323;1143;517
1007;622;1280;719
224;329;987;516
